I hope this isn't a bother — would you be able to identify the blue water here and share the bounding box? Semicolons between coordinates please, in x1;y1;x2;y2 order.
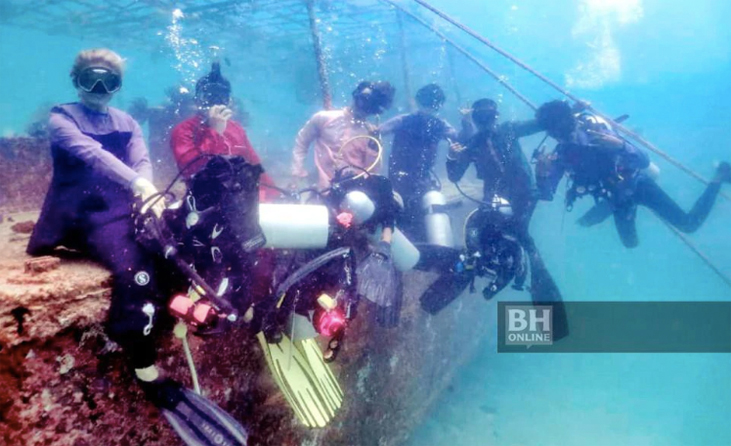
1;0;729;445
406;1;731;446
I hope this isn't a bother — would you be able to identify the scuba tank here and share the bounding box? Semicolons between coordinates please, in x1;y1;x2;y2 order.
340;190;376;224
259;203;330;249
389;228;420;271
422;190;455;248
643;161;660;180
339;190;420;271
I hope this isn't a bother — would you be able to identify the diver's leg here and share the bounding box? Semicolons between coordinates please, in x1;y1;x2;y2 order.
526;249;568;341
636;173;723;233
514;213;568;340
396;185;427;243
86;216;166;372
613;205;639;248
577;199;613;227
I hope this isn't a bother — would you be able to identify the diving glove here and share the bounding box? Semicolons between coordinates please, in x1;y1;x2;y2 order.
356;240;398;307
131;177;165;218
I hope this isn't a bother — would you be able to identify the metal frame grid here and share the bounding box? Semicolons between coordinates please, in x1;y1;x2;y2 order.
0;0;416;47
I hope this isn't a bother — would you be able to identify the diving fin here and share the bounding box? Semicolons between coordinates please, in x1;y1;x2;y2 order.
577;199;613;227
375;272;403;328
257;332;343;428
420;272;473;315
296;337;344;410
145;379;248;446
412;243;462;272
528;254;569;342
356;241;398;307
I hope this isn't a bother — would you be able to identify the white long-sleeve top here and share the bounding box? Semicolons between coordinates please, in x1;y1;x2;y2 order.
290;107;381;189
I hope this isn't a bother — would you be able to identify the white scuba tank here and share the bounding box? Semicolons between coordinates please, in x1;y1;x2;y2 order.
258;203;330;249
643;161;660;180
422;190;454;248
340;191;420;271
340;190;376;224
389;227;420;271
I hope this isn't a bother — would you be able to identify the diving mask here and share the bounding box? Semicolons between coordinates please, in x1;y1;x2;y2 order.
76;66;122;94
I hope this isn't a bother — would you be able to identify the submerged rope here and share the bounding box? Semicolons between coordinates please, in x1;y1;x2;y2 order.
659;219;731;288
382;0;536;110
410;0;730;203
408;0;730;288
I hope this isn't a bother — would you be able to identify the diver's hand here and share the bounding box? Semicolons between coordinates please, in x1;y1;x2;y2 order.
131;177;165;218
207;105;233;134
447;141;466;160
459;107;474;127
372;240;392;258
572;99;591;112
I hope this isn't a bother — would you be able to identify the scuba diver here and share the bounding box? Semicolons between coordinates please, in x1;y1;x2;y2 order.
420;195;527;314
169;61;280;326
534;100;731;248
289;80;395;190
446;98;541;237
425;98;568;340
25;49;248;445
380;83;468;242
170;61;278;202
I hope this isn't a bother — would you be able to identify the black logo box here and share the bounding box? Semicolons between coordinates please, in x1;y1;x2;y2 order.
497;302;731;353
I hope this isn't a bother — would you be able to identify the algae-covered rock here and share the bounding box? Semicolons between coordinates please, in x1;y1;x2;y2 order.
0;150;490;444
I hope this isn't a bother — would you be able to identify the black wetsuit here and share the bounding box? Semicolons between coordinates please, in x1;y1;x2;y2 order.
445;119;568;340
381;111;458;241
538;127;723;248
28;103;170;369
446;120;541;245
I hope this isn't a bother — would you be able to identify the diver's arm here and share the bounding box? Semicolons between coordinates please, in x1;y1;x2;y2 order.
49;111;140;186
589;131;650;171
508;119;543;138
619;141;650;171
458;113;476;143
170;118;209;176
378;114;406;135
127;120;153;182
291;114;320;178
442;119;460;142
446;142;473;183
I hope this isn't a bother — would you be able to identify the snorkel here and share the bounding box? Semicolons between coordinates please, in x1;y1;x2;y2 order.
195;61;231;111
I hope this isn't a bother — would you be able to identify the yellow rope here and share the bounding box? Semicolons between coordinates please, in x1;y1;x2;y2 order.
337;134;384;179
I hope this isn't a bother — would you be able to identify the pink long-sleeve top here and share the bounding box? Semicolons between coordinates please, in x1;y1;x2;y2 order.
290;108;381;190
